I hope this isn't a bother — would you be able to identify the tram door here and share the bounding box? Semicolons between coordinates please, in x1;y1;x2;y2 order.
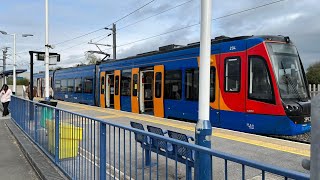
131;68;139;113
153;65;164;117
100;72;106;108
139;69;154;114
106;74;114;108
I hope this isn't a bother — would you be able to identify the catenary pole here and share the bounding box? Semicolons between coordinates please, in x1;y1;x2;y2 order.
2;48;7;84
44;0;50;101
13;34;16;94
113;23;116;59
194;0;212;179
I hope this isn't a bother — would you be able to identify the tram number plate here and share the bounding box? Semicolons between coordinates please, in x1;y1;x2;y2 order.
304;116;311;123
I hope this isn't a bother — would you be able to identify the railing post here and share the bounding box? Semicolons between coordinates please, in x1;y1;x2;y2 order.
145;148;151;166
54;109;60;163
29;100;34;121
311;95;320;180
34;105;38;142
100;123;106;180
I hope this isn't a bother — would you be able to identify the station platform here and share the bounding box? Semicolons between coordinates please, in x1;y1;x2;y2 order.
48;99;310;176
0;116;39;180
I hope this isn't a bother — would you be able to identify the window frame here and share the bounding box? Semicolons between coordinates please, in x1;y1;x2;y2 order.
61;79;67;92
155;72;162;98
120;70;132;96
185;68;199;101
210;67;216;102
67;79;74;93
55;80;61;92
164;70;182;100
132;74;138;96
248;55;275;104
84;77;94;94
115;75;120;96
74;78;82;93
224;56;241;93
101;76;105;94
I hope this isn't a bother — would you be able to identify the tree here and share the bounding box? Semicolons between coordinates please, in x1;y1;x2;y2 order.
7;77;29;85
306;61;320;84
86;53;100;65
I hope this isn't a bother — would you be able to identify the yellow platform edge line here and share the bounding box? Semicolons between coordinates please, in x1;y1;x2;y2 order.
54;100;310;157
95;115;121;119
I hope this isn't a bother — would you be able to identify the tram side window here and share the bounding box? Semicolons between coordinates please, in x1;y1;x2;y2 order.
67;79;74;92
84;78;93;94
225;57;240;92
115;76;119;95
185;69;199;101
61;79;67;92
165;70;182;100
248;56;274;103
210;67;216;102
132;74;138;96
55;80;61;92
155;72;162;98
121;70;131;96
75;78;82;93
101;76;105;94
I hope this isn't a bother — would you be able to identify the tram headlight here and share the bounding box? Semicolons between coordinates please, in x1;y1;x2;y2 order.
286;105;293;111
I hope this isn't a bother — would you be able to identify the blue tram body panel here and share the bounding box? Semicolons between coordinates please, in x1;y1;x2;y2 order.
54;65;96;106
120;96;131;112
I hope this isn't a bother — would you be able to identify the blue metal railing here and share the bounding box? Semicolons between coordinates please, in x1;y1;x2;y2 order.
9;96;310;180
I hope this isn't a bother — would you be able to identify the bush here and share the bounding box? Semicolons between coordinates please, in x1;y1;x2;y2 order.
306;61;320;84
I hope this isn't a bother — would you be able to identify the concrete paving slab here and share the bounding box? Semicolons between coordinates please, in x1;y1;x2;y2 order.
0;117;38;180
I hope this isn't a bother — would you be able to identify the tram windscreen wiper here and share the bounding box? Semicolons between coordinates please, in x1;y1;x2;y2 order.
280;62;302;101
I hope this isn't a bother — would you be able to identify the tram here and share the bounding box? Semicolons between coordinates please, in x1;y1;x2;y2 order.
36;35;311;135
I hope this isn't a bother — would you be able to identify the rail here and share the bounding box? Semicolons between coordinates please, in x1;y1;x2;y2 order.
9;96;310;180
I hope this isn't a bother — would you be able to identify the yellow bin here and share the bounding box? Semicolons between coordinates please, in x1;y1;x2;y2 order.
46;121;83;159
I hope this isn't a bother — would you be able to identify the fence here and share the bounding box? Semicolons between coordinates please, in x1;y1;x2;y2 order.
309;84;320;98
9;96;310;180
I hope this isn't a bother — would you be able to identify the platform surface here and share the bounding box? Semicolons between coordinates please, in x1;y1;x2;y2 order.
0;117;39;180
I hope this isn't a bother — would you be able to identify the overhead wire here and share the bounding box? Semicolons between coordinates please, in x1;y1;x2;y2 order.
57;0;191;54
118;0;194;31
58;33;109;53
58;0;287;62
103;0;287;51
16;0;157;56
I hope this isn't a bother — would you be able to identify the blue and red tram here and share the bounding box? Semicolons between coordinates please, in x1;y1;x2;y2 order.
35;35;311;135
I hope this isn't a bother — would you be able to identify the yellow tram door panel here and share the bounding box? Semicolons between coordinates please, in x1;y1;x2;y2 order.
131;68;139;113
100;71;106;108
114;70;121;110
153;65;164;117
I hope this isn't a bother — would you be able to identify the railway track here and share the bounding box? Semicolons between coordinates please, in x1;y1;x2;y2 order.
269;132;311;144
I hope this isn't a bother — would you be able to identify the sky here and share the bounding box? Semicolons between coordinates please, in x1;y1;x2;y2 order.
0;0;319;73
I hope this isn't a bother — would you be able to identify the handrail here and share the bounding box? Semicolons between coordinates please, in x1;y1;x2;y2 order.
11;95;310;180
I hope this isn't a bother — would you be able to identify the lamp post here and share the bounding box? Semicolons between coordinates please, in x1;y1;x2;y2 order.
0;30;33;94
44;0;50;101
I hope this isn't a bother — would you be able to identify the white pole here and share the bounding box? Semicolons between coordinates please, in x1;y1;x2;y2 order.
194;0;213;179
44;0;50;101
197;0;212;125
13;33;16;94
